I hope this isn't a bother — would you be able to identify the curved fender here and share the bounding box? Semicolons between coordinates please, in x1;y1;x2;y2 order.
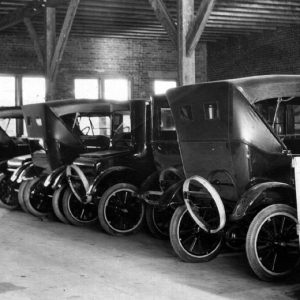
11;162;33;183
87;166;139;198
158;179;185;207
44;166;66;188
139;171;160;193
230;181;295;221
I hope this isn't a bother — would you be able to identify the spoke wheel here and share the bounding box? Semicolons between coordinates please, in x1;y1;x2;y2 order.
145;205;173;239
62;187;98;226
246;204;300;281
169;205;223;262
0;174;19;210
98;183;145;236
52;184;70;224
18;180;30;213
24;177;52;217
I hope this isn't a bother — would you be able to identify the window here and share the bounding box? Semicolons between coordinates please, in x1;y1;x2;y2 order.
0;118;16;137
22;77;45;105
74;79;98;99
104;79;129;101
78;116;111;136
0;76;15;107
154;80;176;95
204;103;219;120
160;108;175;131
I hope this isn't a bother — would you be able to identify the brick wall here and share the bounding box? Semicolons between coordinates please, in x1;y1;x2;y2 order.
0;34;207;99
207;25;300;81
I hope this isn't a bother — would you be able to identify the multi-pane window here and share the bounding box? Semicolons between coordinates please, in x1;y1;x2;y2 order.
22;77;46;105
0;75;15;107
74;79;98;99
104;78;129;101
154;80;176;95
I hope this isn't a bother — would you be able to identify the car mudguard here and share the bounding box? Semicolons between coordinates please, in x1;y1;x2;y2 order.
44;166;66;188
11;162;33;183
139;171;159;193
87;166;140;198
230;181;295;221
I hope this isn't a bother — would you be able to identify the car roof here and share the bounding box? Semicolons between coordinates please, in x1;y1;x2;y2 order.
0;106;23;118
23;99;131;117
167;75;300;105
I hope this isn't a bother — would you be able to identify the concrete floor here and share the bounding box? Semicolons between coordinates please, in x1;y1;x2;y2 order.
0;208;300;300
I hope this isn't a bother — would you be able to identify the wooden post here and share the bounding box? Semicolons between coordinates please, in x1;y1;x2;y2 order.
177;0;195;85
15;75;23;136
46;6;56;101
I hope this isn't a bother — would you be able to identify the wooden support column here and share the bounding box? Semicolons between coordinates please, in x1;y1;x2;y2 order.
178;0;195;85
46;6;56;100
15;76;23;136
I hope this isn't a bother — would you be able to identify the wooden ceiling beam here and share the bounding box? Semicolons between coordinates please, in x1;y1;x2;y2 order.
49;0;80;81
186;0;217;55
148;0;177;47
0;0;45;31
24;17;44;68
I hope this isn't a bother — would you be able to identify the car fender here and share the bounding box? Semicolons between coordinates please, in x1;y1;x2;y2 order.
230;181;295;221
44;166;66;188
88;166;140;197
11;162;33;183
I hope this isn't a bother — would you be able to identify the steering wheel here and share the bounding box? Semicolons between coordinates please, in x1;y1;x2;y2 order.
81;126;90;135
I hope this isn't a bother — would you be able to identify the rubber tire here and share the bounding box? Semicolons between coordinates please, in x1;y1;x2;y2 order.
62;187;98;226
0;174;19;210
18;180;30;213
52;184;70;224
246;204;300;281
169;205;222;263
24;177;49;217
98;183;145;236
145;204;170;240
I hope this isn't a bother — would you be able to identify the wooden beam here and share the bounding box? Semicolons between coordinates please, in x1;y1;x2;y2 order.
46;6;56;100
186;0;217;56
178;0;195;85
0;0;45;31
49;0;80;81
24;17;44;68
149;0;177;47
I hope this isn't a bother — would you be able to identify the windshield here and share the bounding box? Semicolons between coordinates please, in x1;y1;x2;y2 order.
255;97;300;136
0;118;16;137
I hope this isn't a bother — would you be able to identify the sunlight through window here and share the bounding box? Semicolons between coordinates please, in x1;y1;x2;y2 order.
154;80;176;95
0;76;15;107
22;77;46;105
74;79;98;99
104;79;129;101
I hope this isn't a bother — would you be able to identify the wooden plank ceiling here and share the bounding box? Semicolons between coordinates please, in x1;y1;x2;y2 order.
0;0;299;42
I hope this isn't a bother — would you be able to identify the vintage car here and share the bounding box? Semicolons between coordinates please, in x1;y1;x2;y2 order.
59;95;182;237
166;75;300;281
0;106;36;209
18;99;128;220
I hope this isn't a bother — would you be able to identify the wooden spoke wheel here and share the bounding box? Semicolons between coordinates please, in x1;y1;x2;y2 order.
169;205;223;262
246;204;300;281
62;187;98;226
98;183;145;236
0;174;19;210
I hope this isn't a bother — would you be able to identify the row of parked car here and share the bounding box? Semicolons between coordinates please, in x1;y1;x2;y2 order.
0;74;299;282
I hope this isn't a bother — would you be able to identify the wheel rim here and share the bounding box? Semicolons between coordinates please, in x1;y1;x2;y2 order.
254;211;299;276
104;188;144;233
152;206;173;236
177;208;222;258
68;193;97;223
0;177;18;207
29;180;51;213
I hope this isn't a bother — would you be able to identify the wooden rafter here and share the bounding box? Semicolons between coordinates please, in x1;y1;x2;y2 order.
186;0;217;55
49;0;80;81
24;17;44;68
0;0;45;31
148;0;177;47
